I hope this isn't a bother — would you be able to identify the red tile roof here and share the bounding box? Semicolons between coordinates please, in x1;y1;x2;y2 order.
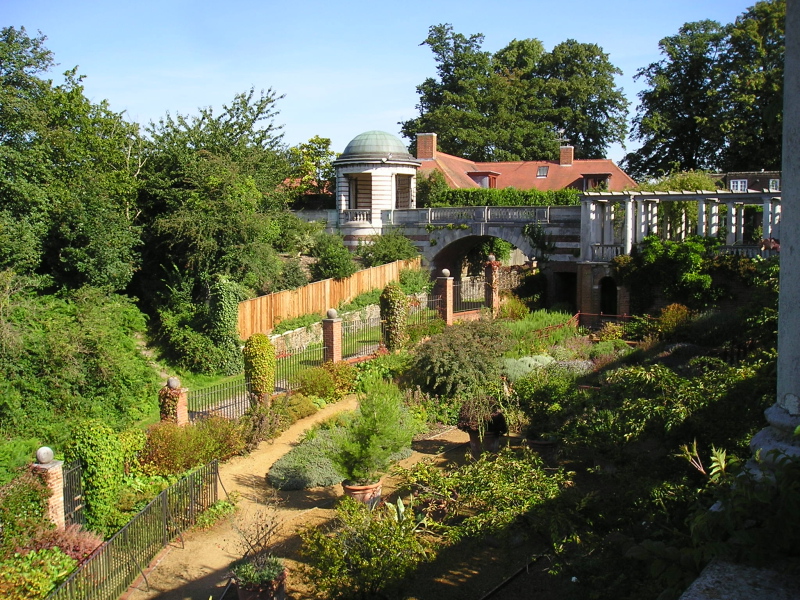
418;151;636;192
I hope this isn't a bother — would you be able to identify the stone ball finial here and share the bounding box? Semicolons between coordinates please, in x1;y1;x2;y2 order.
36;446;54;465
167;377;181;390
488;254;496;262
441;269;451;278
327;308;338;319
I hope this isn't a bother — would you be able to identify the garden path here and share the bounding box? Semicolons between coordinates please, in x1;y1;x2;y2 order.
120;396;469;600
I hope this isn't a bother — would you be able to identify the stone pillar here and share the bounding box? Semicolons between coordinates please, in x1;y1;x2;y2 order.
636;199;646;242
709;201;720;237
159;377;188;425
763;199;773;240
602;203;615;245
751;0;800;465
323;309;342;363
32;447;65;530
623;198;634;254
725;202;736;245
436;271;454;326
649;201;658;236
697;199;707;237
580;199;593;261
484;260;502;318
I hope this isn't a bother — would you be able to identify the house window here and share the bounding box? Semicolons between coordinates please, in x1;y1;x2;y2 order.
769;179;781;192
537;166;549;178
730;179;748;192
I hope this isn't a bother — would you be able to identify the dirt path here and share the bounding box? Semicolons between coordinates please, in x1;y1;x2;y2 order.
121;397;470;600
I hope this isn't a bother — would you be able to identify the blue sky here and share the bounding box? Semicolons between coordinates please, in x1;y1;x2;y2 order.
7;0;755;162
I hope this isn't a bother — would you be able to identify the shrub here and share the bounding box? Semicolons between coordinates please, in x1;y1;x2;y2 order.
380;282;409;351
240;402;284;451
406;318;446;345
0;468;50;552
243;333;276;402
597;321;624;341
412;320;512;396
282;393;318;422
118;428;147;475
301;497;432;598
22;524;102;563
267;428;343;490
498;294;530;320
355;351;413;389
290;366;337;401
310;234;357;280
140;417;246;475
328;376;417;484
357;232;418;268
402;387;461;427
502;355;554;382
398;447;570;540
656;303;692;339
398;268;433;294
0;547;77;600
322;361;357;399
208;276;244;375
64;420;124;536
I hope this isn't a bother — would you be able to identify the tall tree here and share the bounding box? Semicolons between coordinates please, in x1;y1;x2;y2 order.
400;24;628;161
0;27;142;291
623;20;728;179
623;0;785;178
719;0;785;171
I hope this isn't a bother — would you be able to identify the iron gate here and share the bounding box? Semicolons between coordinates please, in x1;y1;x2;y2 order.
62;460;85;527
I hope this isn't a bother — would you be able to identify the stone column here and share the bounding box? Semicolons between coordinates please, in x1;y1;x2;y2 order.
697;199;707;237
32;447;65;530
484;259;502;318
725;202;736;245
602;203;615;245
649;201;658;237
623;198;634;254
709;201;720;237
751;0;800;465
580;198;593;261
636;199;646;242
763;199;774;240
323;309;343;363
436;271;454;326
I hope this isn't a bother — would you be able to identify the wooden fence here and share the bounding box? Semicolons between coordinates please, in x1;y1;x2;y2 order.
237;258;422;339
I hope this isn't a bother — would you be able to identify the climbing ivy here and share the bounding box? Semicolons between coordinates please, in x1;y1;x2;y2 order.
209;276;244;375
64;420;124;536
158;386;183;423
243;333;276;403
379;282;409;351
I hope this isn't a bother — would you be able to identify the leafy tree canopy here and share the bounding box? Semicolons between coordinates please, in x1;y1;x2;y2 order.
400;24;628;161
623;0;785;178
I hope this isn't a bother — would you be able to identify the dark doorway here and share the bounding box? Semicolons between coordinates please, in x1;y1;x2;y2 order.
600;277;618;314
552;272;577;313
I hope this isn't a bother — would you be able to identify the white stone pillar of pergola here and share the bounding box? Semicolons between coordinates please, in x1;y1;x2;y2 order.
602;202;615;245
725;201;736;245
697;199;707;237
623;198;634;254
648;201;658;237
709;200;720;237
636;199;646;242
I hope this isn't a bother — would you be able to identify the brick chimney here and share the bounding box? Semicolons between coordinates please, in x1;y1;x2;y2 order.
417;133;437;160
559;145;574;166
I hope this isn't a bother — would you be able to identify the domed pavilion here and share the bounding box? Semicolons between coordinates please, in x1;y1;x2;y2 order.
333;131;421;243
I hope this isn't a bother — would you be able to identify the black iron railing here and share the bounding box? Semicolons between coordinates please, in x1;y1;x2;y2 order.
62;461;85;527
187;375;251;422
47;460;219;600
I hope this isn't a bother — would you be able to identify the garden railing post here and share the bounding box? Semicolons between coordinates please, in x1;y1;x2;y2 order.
435;270;454;326
32;447;65;530
323;309;342;363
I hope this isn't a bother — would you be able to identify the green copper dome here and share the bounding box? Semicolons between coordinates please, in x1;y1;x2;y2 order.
340;130;413;160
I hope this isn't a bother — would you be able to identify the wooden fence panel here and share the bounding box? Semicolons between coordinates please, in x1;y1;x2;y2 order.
237;258;421;339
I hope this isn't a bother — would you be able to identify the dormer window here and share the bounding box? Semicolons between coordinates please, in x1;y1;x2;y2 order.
468;171;500;189
769;179;780;192
537;166;549;178
730;179;748;192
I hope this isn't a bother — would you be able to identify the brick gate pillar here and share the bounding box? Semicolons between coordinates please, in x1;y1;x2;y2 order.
435;270;454;326
159;377;188;425
32;447;65;530
323;309;343;363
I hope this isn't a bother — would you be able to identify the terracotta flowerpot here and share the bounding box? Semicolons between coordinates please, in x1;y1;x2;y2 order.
467;430;502;459
342;480;382;506
235;569;287;600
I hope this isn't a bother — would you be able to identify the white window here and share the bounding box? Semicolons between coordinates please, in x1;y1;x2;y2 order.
537;166;549;178
729;179;748;192
769;179;781;192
